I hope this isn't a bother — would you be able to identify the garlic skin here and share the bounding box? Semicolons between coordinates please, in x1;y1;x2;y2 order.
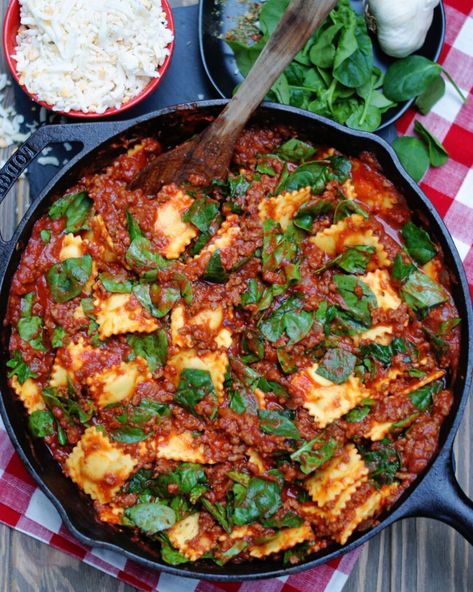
367;0;440;58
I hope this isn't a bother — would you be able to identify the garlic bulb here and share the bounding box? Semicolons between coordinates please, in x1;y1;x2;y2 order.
366;0;440;58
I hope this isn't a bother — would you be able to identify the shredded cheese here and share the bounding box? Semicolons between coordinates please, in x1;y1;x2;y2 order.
14;0;174;114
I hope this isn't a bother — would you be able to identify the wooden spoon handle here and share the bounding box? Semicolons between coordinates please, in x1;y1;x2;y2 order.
214;0;338;139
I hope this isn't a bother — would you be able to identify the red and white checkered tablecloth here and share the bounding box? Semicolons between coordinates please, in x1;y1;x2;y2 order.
0;1;472;591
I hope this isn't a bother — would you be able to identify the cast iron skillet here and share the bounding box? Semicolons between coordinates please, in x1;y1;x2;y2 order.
0;101;472;581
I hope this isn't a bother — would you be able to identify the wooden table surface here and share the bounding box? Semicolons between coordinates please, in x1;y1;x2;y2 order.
0;0;472;590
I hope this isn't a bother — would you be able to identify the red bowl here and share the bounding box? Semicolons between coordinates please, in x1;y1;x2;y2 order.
3;0;175;119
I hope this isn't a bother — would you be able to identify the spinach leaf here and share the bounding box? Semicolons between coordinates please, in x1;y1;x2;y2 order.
409;379;443;411
400;270;447;312
384;55;466;103
333;198;369;223
316;244;375;275
182;198;219;232
334;274;377;328
277;161;329;194
201;498;232;533
173;272;193;305
131;399;170;424
17;293;47;352
40;229;51;243
258;377;289;397
126;236;169;270
99;273;134;293
277;348;297;374
258;409;300;439
241;330;265;364
49;191;93;233
203;249;228;283
333;17;372;88
158;534;190;565
401;221;436;265
6;350;37;384
240;278;263;306
415;75;445;115
358;439;400;487
343;404;372;423
28;409;55;438
132;284;179;318
260;296;313;344
47;255;92;303
111;425;151;443
290;437;337;474
316;348;357;384
125;503;176;535
126;210;144;241
392;136;429;182
233;477;282;525
42;386;93;426
414;120;449;167
127;330;168;372
228;389;247;415
229;174;250;198
174;368;217;417
261;219;299;280
262;511;304;529
161;463;207;499
277;138;316;162
51;326;67;348
391;253;415;282
293;199;334;231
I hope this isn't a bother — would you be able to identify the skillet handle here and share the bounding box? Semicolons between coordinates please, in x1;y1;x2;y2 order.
0;121;130;242
400;447;473;544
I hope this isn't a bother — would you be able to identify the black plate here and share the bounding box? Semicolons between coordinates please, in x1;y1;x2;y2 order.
199;0;446;131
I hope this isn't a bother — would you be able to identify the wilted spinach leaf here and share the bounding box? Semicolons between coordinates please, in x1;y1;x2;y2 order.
401;221;436;265
47;255;92;303
125;503;176;535
174;368;217;417
290;437;337;474
233;477;282;525
316;348;357;384
28;409;55;438
258;409;300;439
127;330;168;372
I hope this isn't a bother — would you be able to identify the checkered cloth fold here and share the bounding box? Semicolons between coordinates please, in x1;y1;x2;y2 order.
0;1;471;590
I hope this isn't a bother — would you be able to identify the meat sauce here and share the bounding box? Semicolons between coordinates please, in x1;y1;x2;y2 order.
5;126;460;566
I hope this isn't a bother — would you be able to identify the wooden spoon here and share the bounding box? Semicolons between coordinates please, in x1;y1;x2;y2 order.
130;0;338;194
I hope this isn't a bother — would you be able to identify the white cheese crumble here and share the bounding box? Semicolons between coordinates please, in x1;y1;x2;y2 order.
0;74;30;148
13;0;174;114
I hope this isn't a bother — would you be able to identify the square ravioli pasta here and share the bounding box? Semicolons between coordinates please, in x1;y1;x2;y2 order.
6;126;460;567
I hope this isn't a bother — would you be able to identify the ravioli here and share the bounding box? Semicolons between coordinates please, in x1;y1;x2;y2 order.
86;357;151;408
249;524;314;558
167;513;214;560
360;269;401;311
94;293;158;338
10;376;45;413
156;431;209;463
153;189;197;259
170;304;232;349
290;365;369;427
65;426;136;503
168;349;228;401
258;187;311;230
311;214;390;268
305;444;368;508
